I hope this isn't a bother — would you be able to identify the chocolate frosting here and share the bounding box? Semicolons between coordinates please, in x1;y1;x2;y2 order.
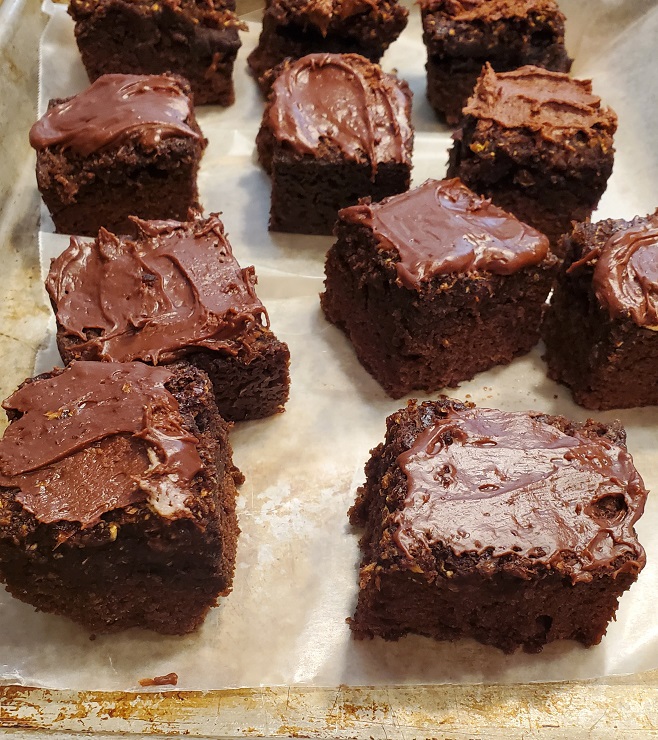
589;217;658;330
266;53;412;173
288;0;380;34
0;362;202;527
29;74;203;156
394;407;646;583
46;214;268;364
340;179;549;288
434;0;560;21
463;64;616;141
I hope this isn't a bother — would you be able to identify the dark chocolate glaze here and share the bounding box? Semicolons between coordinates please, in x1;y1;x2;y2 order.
46;214;268;364
394;407;646;583
591;217;658;329
29;74;202;156
266;53;412;172
463;64;616;141
0;362;202;527
340;179;549;289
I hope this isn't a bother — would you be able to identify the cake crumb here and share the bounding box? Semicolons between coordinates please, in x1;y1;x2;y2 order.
139;672;178;687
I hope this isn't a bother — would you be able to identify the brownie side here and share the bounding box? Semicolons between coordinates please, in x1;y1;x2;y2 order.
321;218;558;397
69;0;243;106
349;399;645;653
421;0;571;125
247;0;408;94
542;218;658;410
0;363;242;635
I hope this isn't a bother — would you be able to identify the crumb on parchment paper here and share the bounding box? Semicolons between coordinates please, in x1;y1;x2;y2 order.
138;672;179;687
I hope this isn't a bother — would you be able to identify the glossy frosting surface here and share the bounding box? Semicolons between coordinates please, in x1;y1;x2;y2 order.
340;179;549;288
29;74;202;156
394;407;646;582
266;53;412;169
46;215;268;364
463;64;616;140
0;362;202;527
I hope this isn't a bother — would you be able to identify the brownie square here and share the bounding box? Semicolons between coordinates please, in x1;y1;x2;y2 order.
256;53;413;235
0;361;242;635
30;74;207;237
350;398;647;653
421;0;571;125
542;214;658;410
321;178;557;398
447;65;617;250
46;213;291;422
247;0;408;95
68;0;244;106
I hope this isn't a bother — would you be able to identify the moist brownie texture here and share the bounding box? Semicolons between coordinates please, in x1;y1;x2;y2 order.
350;398;647;653
256;53;413;235
0;361;242;635
68;0;244;105
421;0;571;125
543;213;658;410
321;178;557;398
247;0;408;94
46;213;290;422
447;65;617;250
30;74;207;237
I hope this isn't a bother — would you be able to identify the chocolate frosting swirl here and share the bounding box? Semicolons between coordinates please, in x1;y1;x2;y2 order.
0;362;202;527
340;179;549;288
46;214;268;364
266;53;412;173
591;217;658;329
394;407;646;583
29;74;202;156
463;64;616;141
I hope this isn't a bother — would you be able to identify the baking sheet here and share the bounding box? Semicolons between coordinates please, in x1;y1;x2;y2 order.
1;0;657;691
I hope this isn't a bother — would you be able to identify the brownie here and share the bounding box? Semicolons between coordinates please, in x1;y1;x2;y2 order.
247;0;408;95
46;213;291;422
349;398;647;653
321;178;557;398
421;0;571;125
68;0;244;106
256;53;413;235
446;65;617;250
0;361;242;635
29;74;207;237
542;213;658;410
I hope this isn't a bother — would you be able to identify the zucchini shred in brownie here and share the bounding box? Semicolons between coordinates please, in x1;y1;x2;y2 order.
349;398;647;653
30;73;207;237
46;213;291;422
321;178;557;398
0;361;242;635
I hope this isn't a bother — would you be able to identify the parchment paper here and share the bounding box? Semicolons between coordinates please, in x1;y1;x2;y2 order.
1;0;657;691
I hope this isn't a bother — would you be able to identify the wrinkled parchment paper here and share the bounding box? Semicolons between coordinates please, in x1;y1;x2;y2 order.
1;0;657;691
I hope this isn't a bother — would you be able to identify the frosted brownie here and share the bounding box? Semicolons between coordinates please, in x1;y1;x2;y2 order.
69;0;244;105
46;213;290;422
256;53;413;235
447;65;617;249
543;213;658;409
321;178;557;398
421;0;571;125
247;0;408;94
30;74;207;237
350;398;647;652
0;361;242;634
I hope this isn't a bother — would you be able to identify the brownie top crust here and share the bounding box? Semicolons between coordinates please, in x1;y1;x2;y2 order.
394;403;647;583
29;74;203;157
423;0;562;21
0;362;202;528
569;213;658;330
46;214;268;364
269;0;384;34
264;53;413;170
339;178;549;289
463;64;617;141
